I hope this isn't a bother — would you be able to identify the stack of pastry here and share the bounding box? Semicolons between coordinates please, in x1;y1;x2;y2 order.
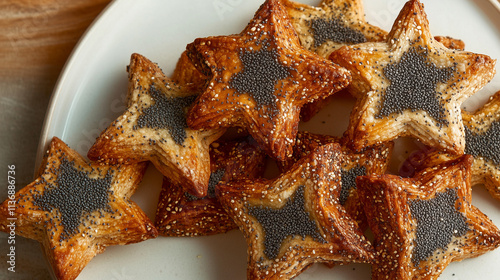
1;0;500;279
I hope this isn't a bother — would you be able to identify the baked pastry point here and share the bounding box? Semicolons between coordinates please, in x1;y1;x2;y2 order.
0;137;157;280
357;155;500;279
402;90;500;202
186;0;351;160
329;0;496;155
87;53;225;197
278;131;393;230
155;136;267;236
217;143;374;279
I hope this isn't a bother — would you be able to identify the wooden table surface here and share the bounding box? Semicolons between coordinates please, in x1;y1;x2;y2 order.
0;1;112;278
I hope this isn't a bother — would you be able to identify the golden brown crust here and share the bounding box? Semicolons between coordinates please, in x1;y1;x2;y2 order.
154;136;267;236
402;90;500;201
172;50;208;92
329;0;496;155
287;0;467;122
185;0;351;160
277;131;393;230
217;143;374;279
0;137;157;280
357;155;500;279
87;53;225;197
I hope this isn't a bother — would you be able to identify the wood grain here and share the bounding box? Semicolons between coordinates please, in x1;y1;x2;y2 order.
0;1;111;278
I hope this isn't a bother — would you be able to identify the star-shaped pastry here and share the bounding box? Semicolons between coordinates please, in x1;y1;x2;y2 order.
329;0;496;155
401;90;500;201
0;137;157;280
155;136;267;236
282;0;386;58
356;155;500;279
281;0;466;122
216;143;374;279
278;131;393;230
185;0;351;160
87;53;225;197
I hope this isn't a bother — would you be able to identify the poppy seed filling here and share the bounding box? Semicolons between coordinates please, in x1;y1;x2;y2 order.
248;185;325;260
340;165;366;205
309;17;367;47
135;84;196;145
33;159;113;241
380;47;455;125
409;188;468;266
229;43;292;112
465;120;500;166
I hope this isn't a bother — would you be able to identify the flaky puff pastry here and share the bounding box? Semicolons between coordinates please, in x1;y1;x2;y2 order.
282;0;386;58
87;53;225;197
329;0;496;155
217;143;374;279
172;50;208;92
277;131;393;230
155;136;267;236
185;0;351;160
281;0;465;122
401;90;500;202
357;155;500;279
0;137;157;280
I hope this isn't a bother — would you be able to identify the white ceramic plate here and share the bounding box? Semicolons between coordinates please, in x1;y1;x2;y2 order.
36;0;500;279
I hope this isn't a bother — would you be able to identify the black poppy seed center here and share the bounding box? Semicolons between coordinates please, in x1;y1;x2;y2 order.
229;44;292;112
185;169;225;201
380;47;455;125
409;188;468;266
309;17;366;47
340;165;366;205
33;159;113;240
248;185;325;260
465;120;500;166
135;84;196;145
